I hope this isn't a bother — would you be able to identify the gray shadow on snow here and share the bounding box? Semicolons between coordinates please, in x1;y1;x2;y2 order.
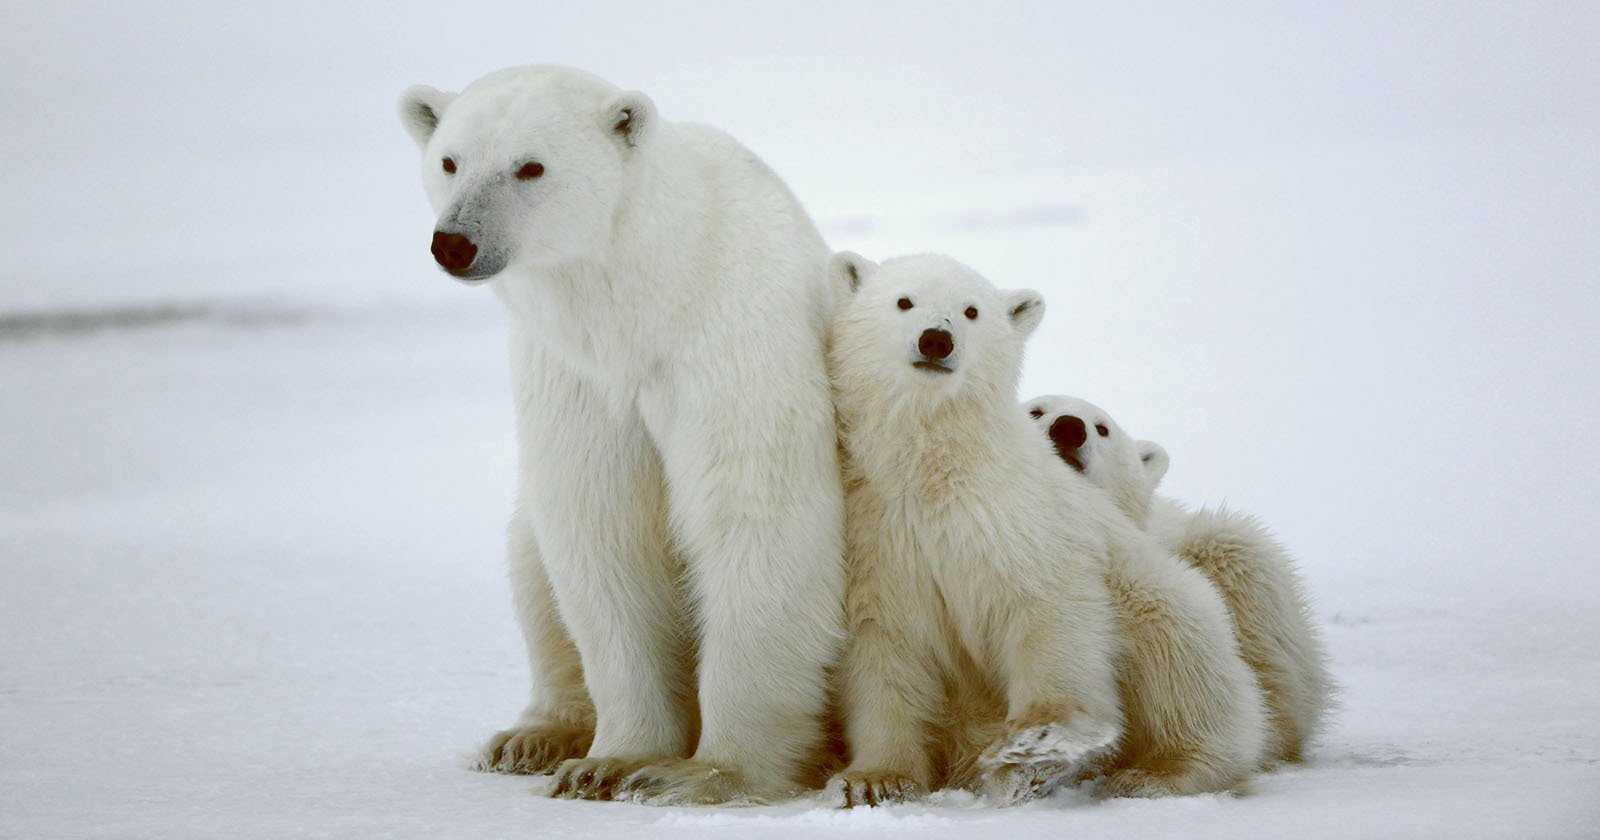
0;302;311;341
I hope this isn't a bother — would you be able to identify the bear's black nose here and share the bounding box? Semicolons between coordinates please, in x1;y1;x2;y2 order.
1049;415;1089;471
918;328;954;361
431;231;478;274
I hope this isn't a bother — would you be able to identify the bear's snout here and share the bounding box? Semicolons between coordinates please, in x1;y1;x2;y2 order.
1048;415;1089;472
918;328;954;361
431;230;479;275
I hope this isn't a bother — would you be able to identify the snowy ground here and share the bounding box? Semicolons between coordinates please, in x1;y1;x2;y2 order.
4;2;1599;838
2;299;1596;839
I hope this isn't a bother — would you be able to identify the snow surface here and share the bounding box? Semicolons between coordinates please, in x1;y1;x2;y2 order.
3;2;1598;838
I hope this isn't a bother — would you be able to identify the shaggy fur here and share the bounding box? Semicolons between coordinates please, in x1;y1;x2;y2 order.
400;66;845;804
1026;394;1335;766
825;253;1266;806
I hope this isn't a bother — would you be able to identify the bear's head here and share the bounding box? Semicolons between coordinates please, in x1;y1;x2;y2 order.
829;252;1044;412
398;66;656;282
1025;394;1168;527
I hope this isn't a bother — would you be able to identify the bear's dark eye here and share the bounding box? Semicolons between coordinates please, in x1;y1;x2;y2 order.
965;306;979;320
1096;424;1110;437
441;157;456;174
1029;408;1044;419
516;162;545;180
897;297;914;311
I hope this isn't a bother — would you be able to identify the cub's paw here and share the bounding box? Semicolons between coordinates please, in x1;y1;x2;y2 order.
979;760;1071;806
476;723;594;775
1097;765;1245;798
617;759;785;806
824;770;925;808
549;755;658;801
1099;767;1181;798
979;716;1119;769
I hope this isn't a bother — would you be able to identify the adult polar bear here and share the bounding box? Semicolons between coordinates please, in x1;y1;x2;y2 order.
398;66;844;804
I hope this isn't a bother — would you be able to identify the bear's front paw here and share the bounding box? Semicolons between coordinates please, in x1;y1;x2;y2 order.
824;770;925;808
979;716;1119;769
477;723;594;775
979;760;1073;806
549;755;658;801
615;759;782;806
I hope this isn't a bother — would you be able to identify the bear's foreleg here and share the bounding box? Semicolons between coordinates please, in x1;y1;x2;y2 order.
825;517;945;807
620;383;846;804
519;362;697;801
981;579;1123;779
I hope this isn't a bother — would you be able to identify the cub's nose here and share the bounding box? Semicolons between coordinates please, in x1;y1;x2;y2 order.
431;231;478;274
1048;415;1088;470
918;328;954;360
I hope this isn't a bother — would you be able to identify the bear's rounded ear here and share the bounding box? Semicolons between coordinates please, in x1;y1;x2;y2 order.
1004;289;1045;336
604;91;657;149
829;251;878;300
1137;440;1170;486
398;85;456;148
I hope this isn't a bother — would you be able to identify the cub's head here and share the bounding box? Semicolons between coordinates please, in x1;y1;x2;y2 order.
1025;394;1168;526
829;252;1044;411
398;65;656;282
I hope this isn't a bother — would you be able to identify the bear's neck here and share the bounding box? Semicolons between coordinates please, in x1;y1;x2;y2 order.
606;144;715;278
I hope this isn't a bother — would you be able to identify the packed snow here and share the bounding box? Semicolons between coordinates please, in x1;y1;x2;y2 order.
2;3;1597;838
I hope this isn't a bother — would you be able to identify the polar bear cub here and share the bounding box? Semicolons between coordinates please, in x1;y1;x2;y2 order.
826;252;1266;805
1027;394;1333;765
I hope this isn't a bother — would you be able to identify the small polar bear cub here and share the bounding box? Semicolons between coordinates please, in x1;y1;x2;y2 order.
827;252;1124;806
1027;394;1334;765
1031;396;1170;529
826;252;1266;805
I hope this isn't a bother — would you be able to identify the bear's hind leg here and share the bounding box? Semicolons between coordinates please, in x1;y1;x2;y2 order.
476;505;594;775
1105;550;1269;796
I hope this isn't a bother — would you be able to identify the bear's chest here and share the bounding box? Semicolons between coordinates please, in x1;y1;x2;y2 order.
884;488;1025;581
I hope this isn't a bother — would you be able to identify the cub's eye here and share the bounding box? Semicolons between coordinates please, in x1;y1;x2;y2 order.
516;162;545;180
1029;408;1044;419
441;157;456;174
965;306;979;320
897;297;914;311
1095;424;1110;437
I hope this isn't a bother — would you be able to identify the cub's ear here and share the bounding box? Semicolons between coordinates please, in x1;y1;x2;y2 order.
829;251;878;300
398;85;456;147
1004;289;1045;336
604;91;657;148
1137;440;1170;486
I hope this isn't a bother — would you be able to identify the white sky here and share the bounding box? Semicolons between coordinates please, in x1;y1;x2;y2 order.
2;1;1595;309
1;1;1597;602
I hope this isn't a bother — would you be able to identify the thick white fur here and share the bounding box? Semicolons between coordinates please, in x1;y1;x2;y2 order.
825;253;1265;807
1026;394;1334;766
400;66;844;804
